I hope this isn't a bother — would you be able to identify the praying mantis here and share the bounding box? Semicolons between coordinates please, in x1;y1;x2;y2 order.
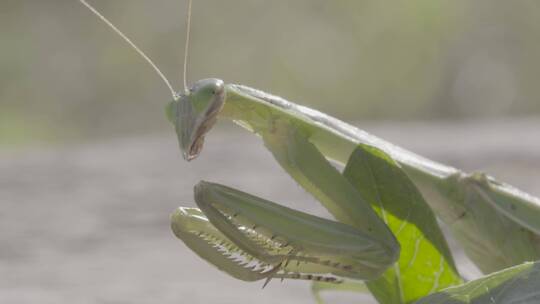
80;1;540;303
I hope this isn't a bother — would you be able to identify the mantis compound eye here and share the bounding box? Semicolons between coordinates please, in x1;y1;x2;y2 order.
167;78;226;161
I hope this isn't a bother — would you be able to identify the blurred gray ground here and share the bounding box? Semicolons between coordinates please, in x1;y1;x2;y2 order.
1;119;540;304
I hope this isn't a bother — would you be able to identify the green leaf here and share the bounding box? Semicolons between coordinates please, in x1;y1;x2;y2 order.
415;261;540;303
343;144;462;304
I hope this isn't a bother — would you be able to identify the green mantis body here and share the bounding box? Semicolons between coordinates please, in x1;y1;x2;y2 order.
79;1;540;302
168;78;540;274
166;79;540;303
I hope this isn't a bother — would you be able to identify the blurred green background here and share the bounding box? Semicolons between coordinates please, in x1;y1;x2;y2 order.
1;0;539;146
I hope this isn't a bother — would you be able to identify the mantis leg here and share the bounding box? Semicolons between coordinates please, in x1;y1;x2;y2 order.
171;207;276;282
464;172;540;235
260;119;399;260
443;172;540;273
171;181;401;282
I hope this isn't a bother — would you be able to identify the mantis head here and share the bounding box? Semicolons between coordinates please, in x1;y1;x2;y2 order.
166;78;226;161
79;0;219;161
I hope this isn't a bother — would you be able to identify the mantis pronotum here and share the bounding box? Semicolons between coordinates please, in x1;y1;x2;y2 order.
79;1;540;303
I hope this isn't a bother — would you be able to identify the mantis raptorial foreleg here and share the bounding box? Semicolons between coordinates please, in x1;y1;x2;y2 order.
170;207;276;282
261;119;398;251
171;180;399;283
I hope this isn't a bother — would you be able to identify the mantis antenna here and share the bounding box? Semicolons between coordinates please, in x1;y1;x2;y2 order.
79;0;183;100
183;0;193;94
